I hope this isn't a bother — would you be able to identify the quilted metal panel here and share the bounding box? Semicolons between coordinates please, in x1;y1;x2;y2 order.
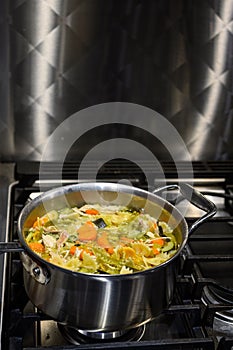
0;0;233;161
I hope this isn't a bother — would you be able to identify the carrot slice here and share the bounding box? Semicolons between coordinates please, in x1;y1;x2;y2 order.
152;238;164;246
152;247;160;255
85;208;99;215
106;247;114;254
28;242;45;253
77;221;97;241
70;245;94;259
69;245;77;255
97;231;112;248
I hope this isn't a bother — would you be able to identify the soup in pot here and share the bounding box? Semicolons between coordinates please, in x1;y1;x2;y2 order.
24;204;179;274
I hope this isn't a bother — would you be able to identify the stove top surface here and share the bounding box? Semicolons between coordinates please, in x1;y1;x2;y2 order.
1;161;233;349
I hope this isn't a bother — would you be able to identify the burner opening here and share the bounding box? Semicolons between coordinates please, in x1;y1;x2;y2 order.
208;285;233;305
202;286;233;337
57;323;145;345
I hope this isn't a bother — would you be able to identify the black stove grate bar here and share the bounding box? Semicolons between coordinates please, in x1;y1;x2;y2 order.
14;160;233;182
10;337;216;350
8;333;233;350
182;254;233;278
184;254;233;263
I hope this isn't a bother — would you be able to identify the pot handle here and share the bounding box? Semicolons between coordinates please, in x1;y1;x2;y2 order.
21;252;50;285
0;242;24;254
0;243;50;284
153;183;217;235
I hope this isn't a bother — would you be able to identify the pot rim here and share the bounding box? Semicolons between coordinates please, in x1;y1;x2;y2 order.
17;182;189;278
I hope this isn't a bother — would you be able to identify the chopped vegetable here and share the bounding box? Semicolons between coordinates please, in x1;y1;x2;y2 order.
162;240;174;252
106;247;114;254
158;225;163;236
152;247;160;255
78;221;97;241
97;231;112;248
93;218;107;229
28;242;45;253
152;238;165;247
25;203;179;275
69;245;77;255
85;208;99;215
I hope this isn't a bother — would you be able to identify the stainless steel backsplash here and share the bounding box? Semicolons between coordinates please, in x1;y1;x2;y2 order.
0;0;233;161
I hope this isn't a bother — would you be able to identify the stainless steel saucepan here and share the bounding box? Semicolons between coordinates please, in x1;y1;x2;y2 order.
0;182;216;332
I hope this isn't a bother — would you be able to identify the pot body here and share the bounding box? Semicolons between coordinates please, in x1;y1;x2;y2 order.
22;253;179;331
18;182;188;332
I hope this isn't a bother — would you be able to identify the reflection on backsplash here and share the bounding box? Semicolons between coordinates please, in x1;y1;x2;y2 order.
0;0;233;161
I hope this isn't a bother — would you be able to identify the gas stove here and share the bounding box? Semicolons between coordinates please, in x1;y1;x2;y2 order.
1;161;233;349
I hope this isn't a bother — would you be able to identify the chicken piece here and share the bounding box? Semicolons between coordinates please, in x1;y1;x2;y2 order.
42;234;57;248
56;231;69;248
